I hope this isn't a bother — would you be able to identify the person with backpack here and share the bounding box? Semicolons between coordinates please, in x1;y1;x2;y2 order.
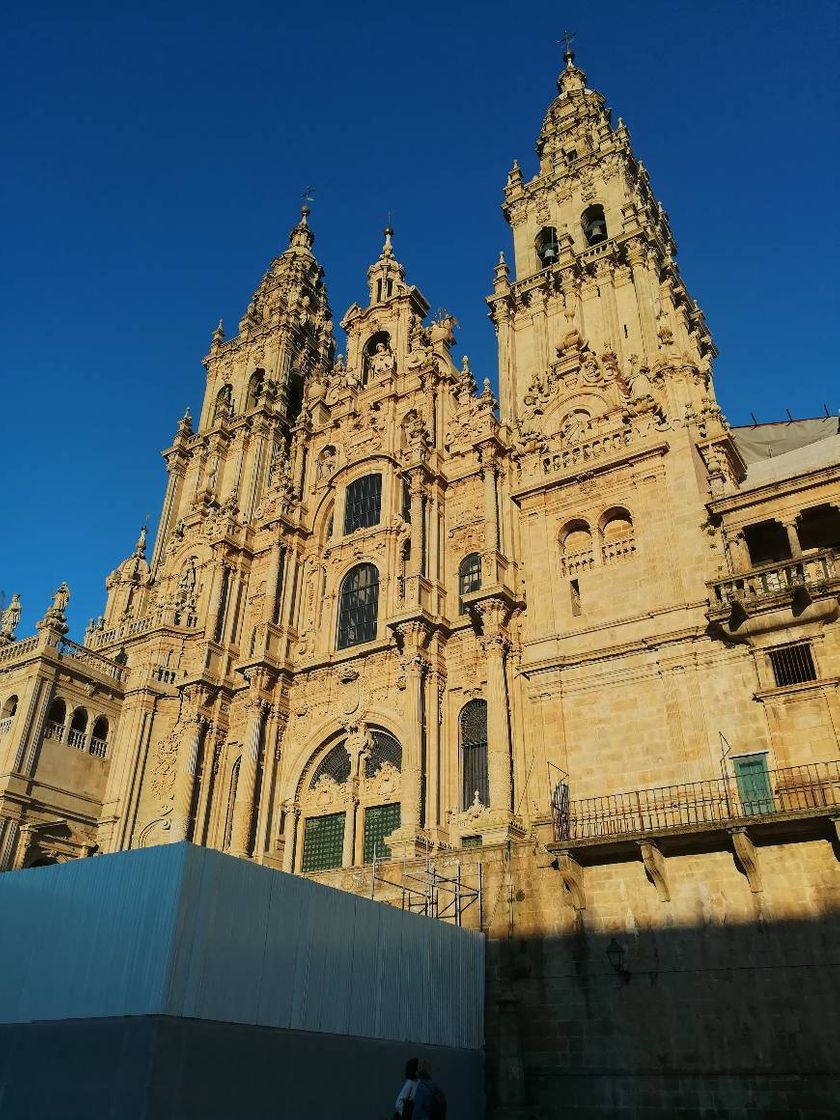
393;1056;419;1118
411;1058;447;1120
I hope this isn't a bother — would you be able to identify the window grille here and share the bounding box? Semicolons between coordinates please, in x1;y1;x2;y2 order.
460;699;489;809
768;642;817;687
302;812;345;872
458;553;482;615
311;744;351;788
344;474;382;534
364;730;402;778
363;802;401;862
337;564;379;649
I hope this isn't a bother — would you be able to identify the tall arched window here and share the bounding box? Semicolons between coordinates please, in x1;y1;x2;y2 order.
90;716;109;759
337;564;379;649
600;507;635;564
364;730;402;778
246;369;265;410
460;700;489;810
45;698;66;741
344;474;382;534
69;707;88;749
0;695;17;733
458;553;482;615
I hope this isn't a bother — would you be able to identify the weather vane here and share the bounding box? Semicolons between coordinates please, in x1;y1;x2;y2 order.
301;185;315;210
560;30;575;60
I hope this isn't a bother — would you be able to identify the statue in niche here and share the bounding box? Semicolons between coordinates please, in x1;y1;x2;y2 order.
177;559;197;608
369;340;396;378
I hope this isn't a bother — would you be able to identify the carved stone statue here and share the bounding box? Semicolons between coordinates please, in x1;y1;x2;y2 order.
0;594;21;641
177;558;196;608
40;582;70;634
369;341;396;378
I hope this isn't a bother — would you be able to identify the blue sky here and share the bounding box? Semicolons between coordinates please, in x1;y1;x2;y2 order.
2;0;838;639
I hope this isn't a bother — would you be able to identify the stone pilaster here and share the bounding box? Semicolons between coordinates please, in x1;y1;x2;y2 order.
228;692;270;858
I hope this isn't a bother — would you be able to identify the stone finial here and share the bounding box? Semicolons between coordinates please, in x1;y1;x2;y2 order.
493;250;510;289
211;319;225;348
0;593;21;643
288;205;315;252
134;525;148;558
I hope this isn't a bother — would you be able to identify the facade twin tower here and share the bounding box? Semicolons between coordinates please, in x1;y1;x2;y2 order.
2;48;840;974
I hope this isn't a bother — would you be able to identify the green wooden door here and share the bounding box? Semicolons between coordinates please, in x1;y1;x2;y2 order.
302;812;345;871
733;755;774;816
363;803;401;862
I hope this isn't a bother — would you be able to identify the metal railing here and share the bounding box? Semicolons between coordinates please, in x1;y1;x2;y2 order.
708;550;837;614
552;760;840;843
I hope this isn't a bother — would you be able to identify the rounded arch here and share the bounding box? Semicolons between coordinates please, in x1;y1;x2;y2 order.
1;694;18;720
70;707;88;733
46;697;66;725
559;519;594;575
535;225;559;268
559;518;592;547
458;552;482;615
581;203;608;246
310;742;352;788
599;505;636;564
336;562;379;649
245;368;265;411
90;716;109;758
362;330;393;384
213;383;233;421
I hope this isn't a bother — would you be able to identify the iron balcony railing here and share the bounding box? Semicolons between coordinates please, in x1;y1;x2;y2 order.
552;760;840;843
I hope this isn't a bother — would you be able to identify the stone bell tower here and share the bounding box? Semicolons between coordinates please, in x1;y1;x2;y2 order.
149;206;334;573
487;45;718;433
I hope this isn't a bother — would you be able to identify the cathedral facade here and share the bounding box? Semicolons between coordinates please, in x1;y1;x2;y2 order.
2;49;839;1116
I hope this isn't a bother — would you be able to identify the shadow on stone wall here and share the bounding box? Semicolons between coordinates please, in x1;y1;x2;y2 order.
485;911;840;1118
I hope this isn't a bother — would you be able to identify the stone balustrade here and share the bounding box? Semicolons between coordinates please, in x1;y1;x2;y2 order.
0;717;12;736
708;549;837;618
0;635;39;667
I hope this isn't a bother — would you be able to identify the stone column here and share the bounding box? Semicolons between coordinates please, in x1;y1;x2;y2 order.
478;600;514;815
263;541;286;624
426;671;444;835
282;805;300;871
228;697;269;858
401;653;428;835
783;520;802;558
408;470;425;577
343;797;358;867
209;561;232;643
479;446;500;552
170;715;208;842
12;824;35;870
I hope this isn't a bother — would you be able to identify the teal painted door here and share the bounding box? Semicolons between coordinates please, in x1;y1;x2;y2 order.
733;755;774;815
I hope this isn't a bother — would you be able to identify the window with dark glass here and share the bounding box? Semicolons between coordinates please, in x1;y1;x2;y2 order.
458;553;482;614
344;474;382;534
460;699;489;809
337;563;379;649
302;812;346;871
363;803;401;862
364;730;402;778
768;642;817;687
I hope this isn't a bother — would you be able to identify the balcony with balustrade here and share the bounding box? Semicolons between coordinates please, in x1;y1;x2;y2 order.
550;760;840;861
707;549;839;627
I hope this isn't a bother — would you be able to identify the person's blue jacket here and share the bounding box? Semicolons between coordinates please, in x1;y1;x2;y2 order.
411;1077;443;1120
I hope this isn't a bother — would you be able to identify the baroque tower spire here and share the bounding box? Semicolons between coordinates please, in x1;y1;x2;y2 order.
488;50;717;429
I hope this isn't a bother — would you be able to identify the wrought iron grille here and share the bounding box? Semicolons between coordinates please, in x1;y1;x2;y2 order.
364;730;402;778
458;553;482;614
460;699;489;809
337;563;379;649
302;812;345;872
768;642;817;687
363;803;401;862
343;473;382;534
311;744;351;788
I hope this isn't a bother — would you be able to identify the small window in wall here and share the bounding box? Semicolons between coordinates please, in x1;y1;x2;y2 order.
213;384;233;422
581;204;608;246
461;835;483;849
601;508;635;564
363;803;401;862
743;520;791;566
733;754;774;816
560;521;594;575
460;699;489;809
337;564;379;649
302;811;345;871
768;642;817;688
535;226;560;268
570;578;582;616
344;474;382;534
458;553;482;614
